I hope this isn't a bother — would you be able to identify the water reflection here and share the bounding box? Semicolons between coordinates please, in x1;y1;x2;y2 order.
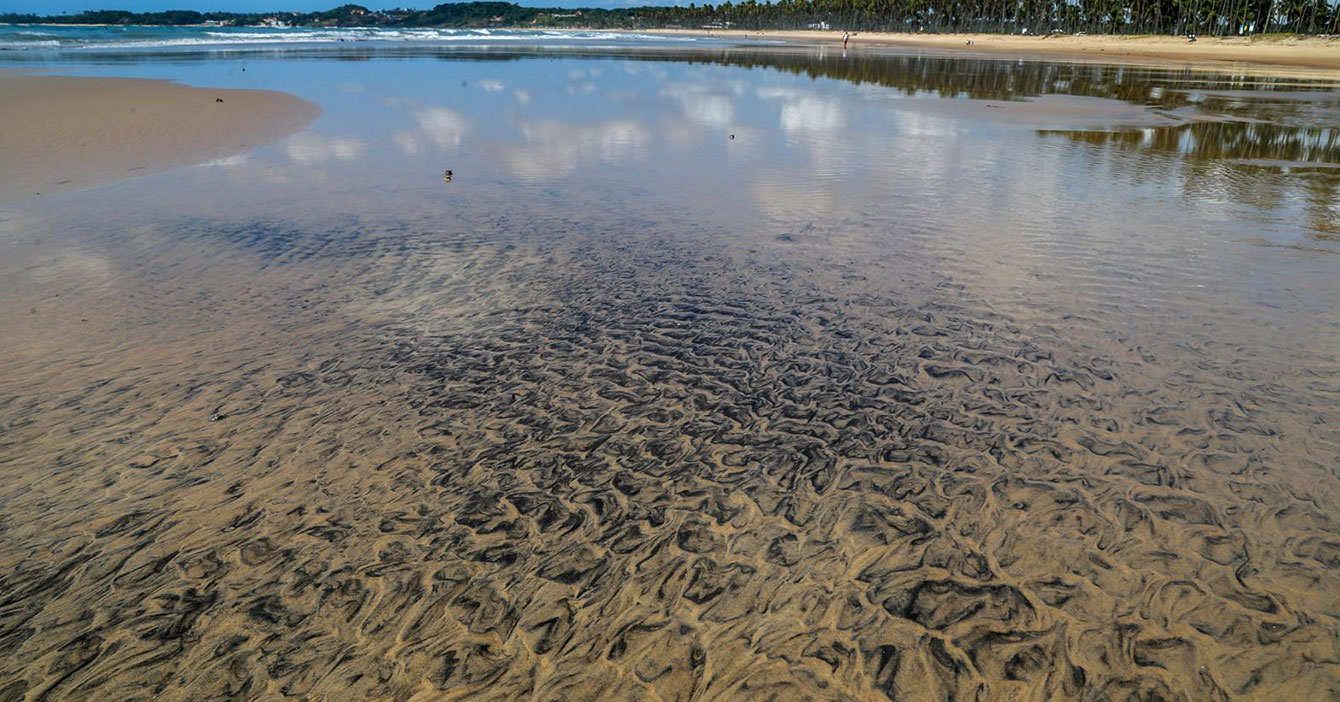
2;45;1340;702
504;119;651;181
1044;121;1339;164
397;107;471;152
206;47;1335;254
12;45;1332;246
284;132;366;163
1041;121;1340;242
662;82;738;130
700;50;1340;112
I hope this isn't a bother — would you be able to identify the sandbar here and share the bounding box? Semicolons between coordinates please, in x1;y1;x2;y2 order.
0;71;319;205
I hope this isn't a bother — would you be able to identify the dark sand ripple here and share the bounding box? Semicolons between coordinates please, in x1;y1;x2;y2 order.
1;192;1337;702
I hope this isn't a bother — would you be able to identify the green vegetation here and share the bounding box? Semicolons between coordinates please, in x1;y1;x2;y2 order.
3;0;1338;35
0;9;240;25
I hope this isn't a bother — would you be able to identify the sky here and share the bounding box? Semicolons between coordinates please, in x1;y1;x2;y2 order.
3;1;413;12
0;0;659;13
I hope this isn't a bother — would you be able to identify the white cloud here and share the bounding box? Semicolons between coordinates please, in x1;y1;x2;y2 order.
661;82;736;130
757;86;807;101
392;131;420;156
503;119;650;181
780;97;846;142
759;86;851;176
285;133;366;164
198;154;250;168
387;107;471;156
413;107;471;148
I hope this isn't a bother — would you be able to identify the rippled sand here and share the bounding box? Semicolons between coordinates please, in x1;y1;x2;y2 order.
1;49;1338;702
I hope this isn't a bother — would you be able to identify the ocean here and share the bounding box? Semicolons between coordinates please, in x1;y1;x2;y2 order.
0;23;713;52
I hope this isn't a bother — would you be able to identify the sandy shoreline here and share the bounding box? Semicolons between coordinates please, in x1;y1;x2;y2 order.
645;29;1340;72
0;72;318;206
0;43;1337;702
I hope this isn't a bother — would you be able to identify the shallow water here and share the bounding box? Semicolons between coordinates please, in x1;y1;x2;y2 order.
1;45;1338;702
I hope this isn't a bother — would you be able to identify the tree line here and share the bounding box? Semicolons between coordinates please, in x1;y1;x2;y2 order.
4;0;1338;35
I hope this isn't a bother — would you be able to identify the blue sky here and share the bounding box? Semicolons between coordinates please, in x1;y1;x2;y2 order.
3;1;414;11
0;0;661;13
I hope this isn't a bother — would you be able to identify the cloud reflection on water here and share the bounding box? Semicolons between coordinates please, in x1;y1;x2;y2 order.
662;82;737;131
393;107;471;156
503;119;651;181
284;133;366;164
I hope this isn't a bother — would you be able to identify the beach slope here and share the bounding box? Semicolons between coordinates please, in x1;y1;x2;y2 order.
647;30;1340;72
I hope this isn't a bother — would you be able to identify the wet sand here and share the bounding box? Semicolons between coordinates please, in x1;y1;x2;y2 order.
647;29;1340;72
0;50;1338;702
3;191;1337;702
0;72;318;205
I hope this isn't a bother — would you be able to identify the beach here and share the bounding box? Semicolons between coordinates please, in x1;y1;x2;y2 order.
0;71;317;205
1;35;1338;702
649;29;1340;72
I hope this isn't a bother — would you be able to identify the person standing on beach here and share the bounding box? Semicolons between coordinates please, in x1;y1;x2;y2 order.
842;31;850;49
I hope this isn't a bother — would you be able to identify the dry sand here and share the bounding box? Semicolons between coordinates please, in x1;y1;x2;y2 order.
0;72;318;205
647;29;1340;72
